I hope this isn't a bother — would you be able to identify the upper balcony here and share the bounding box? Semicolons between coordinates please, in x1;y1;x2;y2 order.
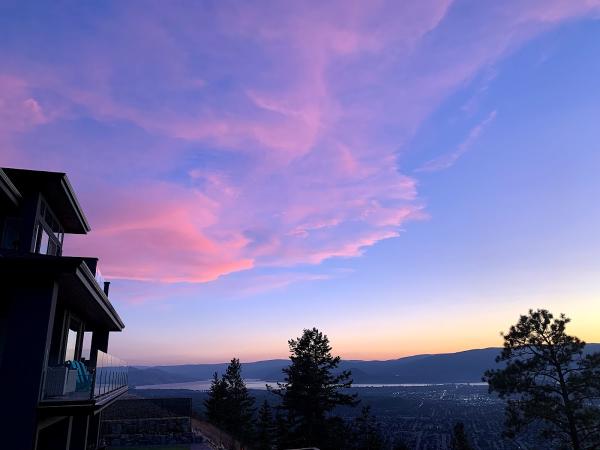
40;350;128;410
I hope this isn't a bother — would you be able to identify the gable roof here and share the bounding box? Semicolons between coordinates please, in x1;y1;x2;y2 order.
1;168;91;234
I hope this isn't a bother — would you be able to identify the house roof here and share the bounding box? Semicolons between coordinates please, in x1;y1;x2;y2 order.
0;168;22;210
1;167;91;234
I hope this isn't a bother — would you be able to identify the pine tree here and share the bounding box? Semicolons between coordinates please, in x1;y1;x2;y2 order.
255;400;276;450
269;327;359;449
204;371;228;427
450;422;473;450
222;358;256;444
484;309;600;450
273;405;291;450
350;406;385;450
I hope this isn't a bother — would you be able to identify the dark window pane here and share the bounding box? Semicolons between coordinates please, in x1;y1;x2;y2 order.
1;218;21;250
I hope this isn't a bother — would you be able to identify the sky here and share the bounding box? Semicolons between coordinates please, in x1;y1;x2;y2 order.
1;1;600;365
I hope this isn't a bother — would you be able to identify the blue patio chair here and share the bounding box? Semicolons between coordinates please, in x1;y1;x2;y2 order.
66;360;92;391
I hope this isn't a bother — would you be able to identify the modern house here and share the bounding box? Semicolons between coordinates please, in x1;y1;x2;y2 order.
0;168;127;450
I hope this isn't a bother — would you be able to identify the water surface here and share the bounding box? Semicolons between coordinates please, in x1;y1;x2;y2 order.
135;380;487;391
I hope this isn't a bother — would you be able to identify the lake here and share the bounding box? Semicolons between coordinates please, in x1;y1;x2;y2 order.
134;380;488;391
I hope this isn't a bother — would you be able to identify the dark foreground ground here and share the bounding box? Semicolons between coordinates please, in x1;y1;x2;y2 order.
133;384;540;450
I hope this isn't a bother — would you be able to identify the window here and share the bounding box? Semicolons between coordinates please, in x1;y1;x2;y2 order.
38;227;50;254
81;331;93;361
34;197;63;256
64;328;78;362
64;317;82;362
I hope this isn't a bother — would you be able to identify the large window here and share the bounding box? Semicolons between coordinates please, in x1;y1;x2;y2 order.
81;331;93;362
64;328;78;362
33;197;63;256
64;317;82;362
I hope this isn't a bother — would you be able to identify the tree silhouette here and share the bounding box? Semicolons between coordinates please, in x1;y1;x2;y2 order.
269;327;359;448
350;406;385;450
255;400;276;450
484;309;600;450
204;371;228;427
222;358;256;444
273;405;291;450
450;422;473;450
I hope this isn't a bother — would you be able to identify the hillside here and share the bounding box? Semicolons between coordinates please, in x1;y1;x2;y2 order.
128;343;600;386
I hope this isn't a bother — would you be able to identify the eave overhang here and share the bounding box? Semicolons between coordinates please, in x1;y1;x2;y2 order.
0;252;124;331
1;168;91;234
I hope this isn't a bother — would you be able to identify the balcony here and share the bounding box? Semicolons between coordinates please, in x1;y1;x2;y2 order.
41;351;127;409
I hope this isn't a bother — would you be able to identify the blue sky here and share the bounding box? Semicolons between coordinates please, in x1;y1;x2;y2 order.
1;1;599;364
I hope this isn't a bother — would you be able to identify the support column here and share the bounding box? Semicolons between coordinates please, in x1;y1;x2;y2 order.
69;415;89;450
0;280;58;450
88;412;102;450
90;330;109;367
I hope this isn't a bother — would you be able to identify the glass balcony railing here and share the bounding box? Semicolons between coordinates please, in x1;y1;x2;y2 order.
93;350;128;398
94;266;106;291
42;350;128;402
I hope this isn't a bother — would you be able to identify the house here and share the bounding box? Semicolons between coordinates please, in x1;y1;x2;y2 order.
0;168;127;450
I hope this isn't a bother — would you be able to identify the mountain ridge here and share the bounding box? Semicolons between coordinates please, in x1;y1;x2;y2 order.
128;344;600;387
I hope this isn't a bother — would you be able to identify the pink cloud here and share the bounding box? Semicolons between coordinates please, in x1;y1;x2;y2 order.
0;76;48;141
66;183;254;283
2;0;600;286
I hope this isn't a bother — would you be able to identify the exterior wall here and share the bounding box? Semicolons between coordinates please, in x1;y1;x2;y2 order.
0;280;58;450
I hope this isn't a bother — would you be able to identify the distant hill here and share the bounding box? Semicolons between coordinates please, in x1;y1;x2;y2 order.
128;367;192;386
128;343;600;387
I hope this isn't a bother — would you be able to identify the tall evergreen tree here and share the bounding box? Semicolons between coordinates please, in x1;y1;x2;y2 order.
350;406;385;450
484;309;600;450
255;400;276;450
269;327;359;449
273;405;291;450
204;371;228;427
222;358;256;444
450;422;473;450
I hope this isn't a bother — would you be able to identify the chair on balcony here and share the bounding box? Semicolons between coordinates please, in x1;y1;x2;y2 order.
67;360;92;391
45;366;77;397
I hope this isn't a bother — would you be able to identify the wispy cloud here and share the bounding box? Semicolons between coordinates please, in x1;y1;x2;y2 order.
1;0;599;286
416;110;498;173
